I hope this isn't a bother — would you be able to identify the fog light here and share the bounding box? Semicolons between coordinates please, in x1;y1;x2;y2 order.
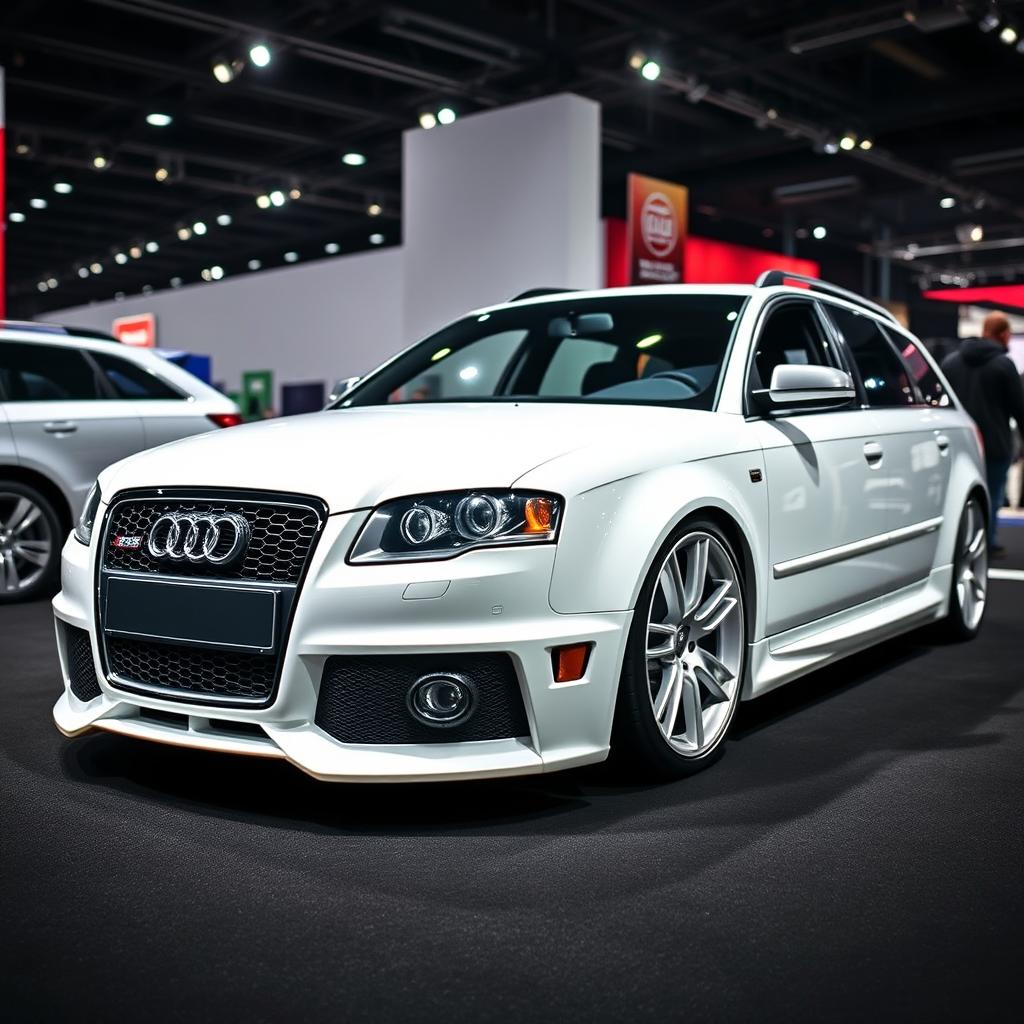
552;643;592;683
407;673;477;727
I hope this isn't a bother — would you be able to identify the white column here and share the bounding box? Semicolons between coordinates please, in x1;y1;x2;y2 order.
402;93;601;343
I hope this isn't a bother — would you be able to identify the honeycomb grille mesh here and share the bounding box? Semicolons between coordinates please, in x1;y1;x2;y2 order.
106;637;277;703
64;624;102;702
316;653;529;745
102;494;322;582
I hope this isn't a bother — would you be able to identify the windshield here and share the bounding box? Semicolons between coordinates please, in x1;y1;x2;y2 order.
341;294;748;410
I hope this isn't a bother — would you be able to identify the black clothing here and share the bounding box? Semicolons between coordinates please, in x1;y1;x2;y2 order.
941;339;1024;463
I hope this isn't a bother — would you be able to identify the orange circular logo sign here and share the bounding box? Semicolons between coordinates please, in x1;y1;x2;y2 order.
640;192;678;258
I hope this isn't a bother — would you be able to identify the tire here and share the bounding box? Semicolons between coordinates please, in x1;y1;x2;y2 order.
0;481;62;603
937;493;988;642
611;518;747;780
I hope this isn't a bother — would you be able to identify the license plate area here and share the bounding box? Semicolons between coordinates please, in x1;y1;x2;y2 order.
103;576;279;653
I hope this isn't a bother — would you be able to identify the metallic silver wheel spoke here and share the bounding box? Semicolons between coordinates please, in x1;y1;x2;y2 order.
0;492;54;592
13;540;50;567
682;538;709;617
0;551;21;591
681;673;704;749
955;498;987;631
694;664;729;705
654;661;681;728
693;578;737;633
647;623;676;660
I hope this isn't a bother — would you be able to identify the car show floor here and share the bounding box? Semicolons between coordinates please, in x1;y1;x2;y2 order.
3;527;1023;1022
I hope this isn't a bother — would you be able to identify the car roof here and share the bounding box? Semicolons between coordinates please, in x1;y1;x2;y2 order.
0;320;119;343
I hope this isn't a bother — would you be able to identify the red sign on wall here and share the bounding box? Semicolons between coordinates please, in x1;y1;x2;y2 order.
112;312;157;347
627;173;688;285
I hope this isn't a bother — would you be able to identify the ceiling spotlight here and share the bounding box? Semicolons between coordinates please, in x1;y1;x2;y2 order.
53;182;73;194
284;251;299;262
38;281;49;293
193;221;207;235
812;225;828;239
146;112;173;127
92;150;111;170
177;226;192;241
249;43;272;67
256;194;271;209
30;198;48;209
822;137;840;155
9;211;26;223
979;11;1000;32
970;224;984;242
47;277;58;289
216;213;232;226
129;246;142;259
288;187;302;200
145;241;159;253
765;107;779;120
269;190;286;207
142;285;154;295
78;267;90;278
212;57;244;84
154;165;170;182
367;202;382;217
342;152;366;166
794;227;809;239
437;107;457;125
939;195;957;209
628;49;646;70
170;277;183;288
1000;25;1019;44
324;242;340;254
210;265;224;280
114;252;128;265
858;137;873;150
15;141;32;156
247;259;262;271
369;233;385;245
640;59;661;81
90;262;103;274
201;268;213;282
419;111;437;130
839;132;857;151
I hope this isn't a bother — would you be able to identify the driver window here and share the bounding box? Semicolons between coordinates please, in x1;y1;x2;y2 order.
753;302;834;389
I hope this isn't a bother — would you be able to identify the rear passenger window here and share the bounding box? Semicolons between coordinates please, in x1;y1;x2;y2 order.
92;352;182;400
829;306;915;407
890;334;949;407
752;301;836;388
0;342;100;401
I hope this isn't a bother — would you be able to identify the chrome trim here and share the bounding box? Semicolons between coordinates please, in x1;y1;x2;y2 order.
773;516;943;579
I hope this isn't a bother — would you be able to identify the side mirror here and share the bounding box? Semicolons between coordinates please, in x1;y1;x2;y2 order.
754;364;855;413
327;376;361;405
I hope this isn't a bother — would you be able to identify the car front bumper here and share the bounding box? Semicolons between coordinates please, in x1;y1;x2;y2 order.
52;511;632;782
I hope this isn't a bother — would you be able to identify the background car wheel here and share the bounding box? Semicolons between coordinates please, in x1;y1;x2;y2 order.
611;519;747;780
938;494;988;642
0;482;62;604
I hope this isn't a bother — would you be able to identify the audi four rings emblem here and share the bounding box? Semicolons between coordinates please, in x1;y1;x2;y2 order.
146;512;252;565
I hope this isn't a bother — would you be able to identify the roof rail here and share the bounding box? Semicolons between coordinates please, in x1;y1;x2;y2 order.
755;270;898;324
0;320;119;341
509;287;579;302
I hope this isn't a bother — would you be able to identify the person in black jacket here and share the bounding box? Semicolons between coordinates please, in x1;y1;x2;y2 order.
941;312;1024;555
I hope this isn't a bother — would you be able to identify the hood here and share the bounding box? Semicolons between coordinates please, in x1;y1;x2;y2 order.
959;337;1007;367
100;402;723;512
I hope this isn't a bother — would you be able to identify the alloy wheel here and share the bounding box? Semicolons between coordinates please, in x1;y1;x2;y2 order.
0;492;54;594
645;531;744;757
956;497;988;631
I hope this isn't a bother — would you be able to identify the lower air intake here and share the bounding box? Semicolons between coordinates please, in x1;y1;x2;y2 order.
316;653;530;745
64;623;102;702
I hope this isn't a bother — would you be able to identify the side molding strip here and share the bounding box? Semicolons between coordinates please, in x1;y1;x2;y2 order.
773;516;944;579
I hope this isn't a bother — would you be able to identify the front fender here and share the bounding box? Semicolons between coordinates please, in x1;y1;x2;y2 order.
527;453;770;638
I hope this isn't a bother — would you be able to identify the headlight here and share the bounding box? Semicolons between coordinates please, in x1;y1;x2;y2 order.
74;483;102;546
349;490;561;563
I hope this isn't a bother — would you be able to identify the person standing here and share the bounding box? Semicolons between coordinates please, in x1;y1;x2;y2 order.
941;312;1024;555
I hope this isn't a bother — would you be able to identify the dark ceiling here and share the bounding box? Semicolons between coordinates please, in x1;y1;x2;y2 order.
4;0;1024;317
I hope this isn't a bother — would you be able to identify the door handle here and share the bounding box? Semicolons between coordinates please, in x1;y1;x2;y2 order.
43;420;78;434
863;441;884;468
935;434;951;455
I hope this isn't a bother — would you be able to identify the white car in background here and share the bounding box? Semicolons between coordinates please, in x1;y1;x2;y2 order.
0;322;241;602
52;275;988;781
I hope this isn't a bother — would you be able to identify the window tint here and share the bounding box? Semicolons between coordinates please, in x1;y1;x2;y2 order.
91;351;182;400
890;333;949;407
830;306;915;407
753;302;834;388
0;342;99;401
539;338;619;395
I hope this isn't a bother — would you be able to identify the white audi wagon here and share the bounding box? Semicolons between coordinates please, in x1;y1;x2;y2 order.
52;274;988;781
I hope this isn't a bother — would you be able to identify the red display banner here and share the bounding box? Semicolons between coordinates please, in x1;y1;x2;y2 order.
112;312;157;347
627;173;688;285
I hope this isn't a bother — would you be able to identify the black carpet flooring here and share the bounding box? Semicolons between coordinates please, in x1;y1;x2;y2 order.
3;527;1024;1022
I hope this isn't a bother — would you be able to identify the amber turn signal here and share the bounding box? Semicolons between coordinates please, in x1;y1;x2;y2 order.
552;642;591;683
524;497;554;534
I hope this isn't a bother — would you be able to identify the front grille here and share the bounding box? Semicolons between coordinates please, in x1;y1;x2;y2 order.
106;637;277;704
102;492;323;583
316;653;530;745
64;623;102;702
